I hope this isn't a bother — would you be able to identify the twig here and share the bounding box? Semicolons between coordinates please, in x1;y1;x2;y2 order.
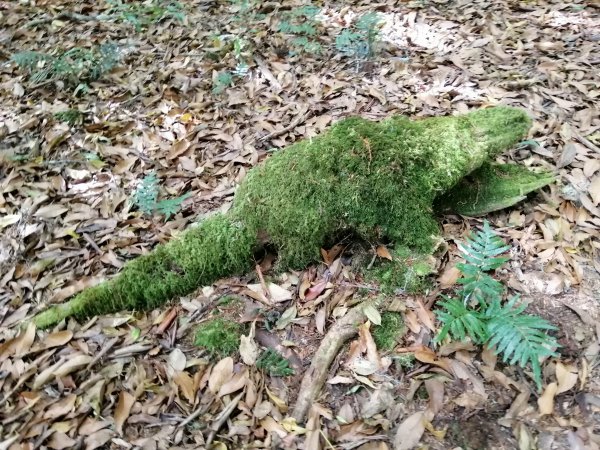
206;391;245;446
573;129;600;154
82;233;102;255
155;307;179;335
85;337;119;370
257;109;314;143
177;394;217;429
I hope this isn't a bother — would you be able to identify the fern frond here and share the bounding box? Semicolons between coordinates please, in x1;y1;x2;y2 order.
435;296;488;344
12;51;52;69
155;193;191;219
458;221;510;272
487;296;559;389
133;172;159;214
457;266;505;307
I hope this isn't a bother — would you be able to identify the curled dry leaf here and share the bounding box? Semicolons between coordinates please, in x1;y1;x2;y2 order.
376;245;393;261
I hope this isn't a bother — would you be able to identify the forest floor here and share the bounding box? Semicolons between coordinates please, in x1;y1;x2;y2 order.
0;0;599;449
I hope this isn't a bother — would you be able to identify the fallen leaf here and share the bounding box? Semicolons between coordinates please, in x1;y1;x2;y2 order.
114;391;135;435
393;411;426;450
556;362;578;394
34;204;68;219
589;175;600;205
303;279;328;301
538;382;558;416
174;371;196;404
208;357;234;394
376;245;393;260
240;323;259;365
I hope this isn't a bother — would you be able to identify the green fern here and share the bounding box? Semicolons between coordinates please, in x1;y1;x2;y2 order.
435;221;560;390
336;12;381;60
132;172;189;219
105;0;185;31
277;5;322;55
12;43;120;88
256;349;294;376
486;297;559;386
54;109;84;126
436;296;488;344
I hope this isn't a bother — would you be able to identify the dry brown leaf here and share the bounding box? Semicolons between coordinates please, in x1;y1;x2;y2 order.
218;368;248;397
425;378;445;415
208;357;234;394
34;330;73;351
376;245;393;261
438;265;461;289
588;175;600;205
34;204;68;219
44;394;76;419
84;429;113;450
556;362;578;394
174;371;196;404
538;382;558;416
47;431;77;450
54;354;93;378
114;391;135;435
393;411;426;450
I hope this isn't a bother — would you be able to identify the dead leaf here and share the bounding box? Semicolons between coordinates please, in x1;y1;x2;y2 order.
438;265;461;289
208;357;234;394
240;323;259;365
393;411;426;450
589;175;600;205
174;371;196;404
538;382;558;416
556;362;578;394
303;279;329;301
34;204;68;219
114;391;135;435
376;245;393;260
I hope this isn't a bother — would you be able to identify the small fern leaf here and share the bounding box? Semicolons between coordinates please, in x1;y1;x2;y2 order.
155;193;191;219
435;296;488;344
458;220;510;272
133;172;159;214
487;296;559;389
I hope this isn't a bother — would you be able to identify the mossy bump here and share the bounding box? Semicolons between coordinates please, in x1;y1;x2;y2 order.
32;107;548;328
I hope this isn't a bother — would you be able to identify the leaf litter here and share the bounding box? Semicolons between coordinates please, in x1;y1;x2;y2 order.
1;0;600;448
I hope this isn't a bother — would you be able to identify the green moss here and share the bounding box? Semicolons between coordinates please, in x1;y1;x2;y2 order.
436;163;554;216
373;311;406;351
366;247;434;294
232;107;531;268
33;213;258;327
33;107;535;328
194;318;243;358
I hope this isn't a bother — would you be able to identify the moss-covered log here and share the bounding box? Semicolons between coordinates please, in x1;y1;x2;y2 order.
33;107;551;328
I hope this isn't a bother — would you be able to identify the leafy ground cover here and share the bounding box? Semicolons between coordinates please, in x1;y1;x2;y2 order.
0;0;599;449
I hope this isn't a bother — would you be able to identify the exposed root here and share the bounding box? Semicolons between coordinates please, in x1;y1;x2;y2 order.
291;298;383;423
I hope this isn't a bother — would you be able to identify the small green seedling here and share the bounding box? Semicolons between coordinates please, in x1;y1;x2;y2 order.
132;171;190;219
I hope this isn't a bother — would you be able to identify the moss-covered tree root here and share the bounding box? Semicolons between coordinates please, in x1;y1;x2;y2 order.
33;214;258;328
32;106;549;328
